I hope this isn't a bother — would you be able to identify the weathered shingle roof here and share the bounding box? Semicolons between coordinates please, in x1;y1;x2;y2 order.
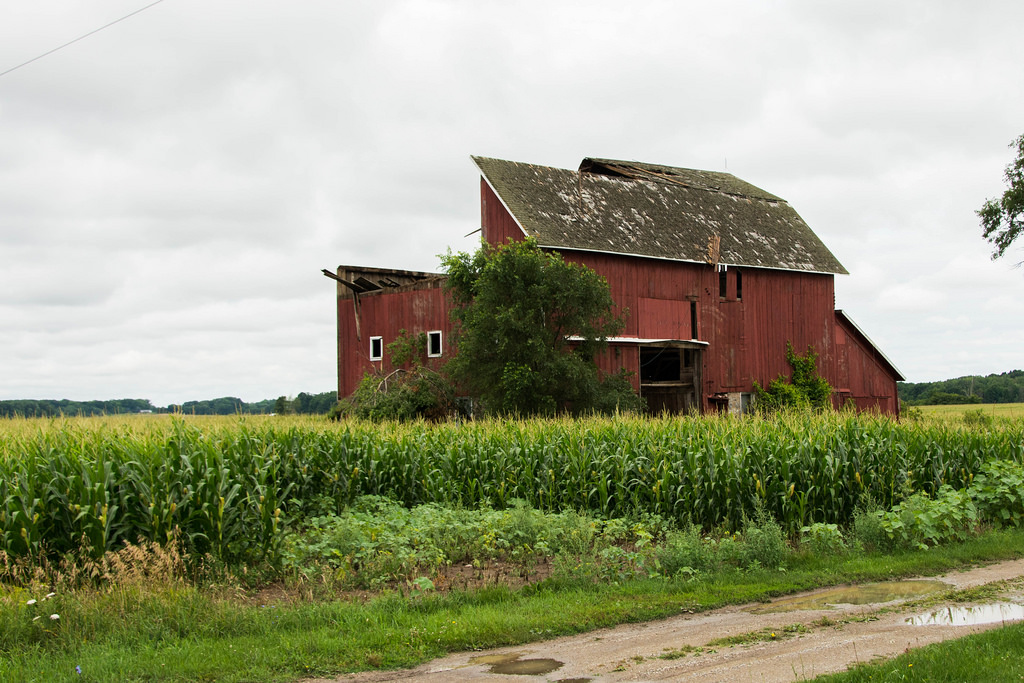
472;156;848;275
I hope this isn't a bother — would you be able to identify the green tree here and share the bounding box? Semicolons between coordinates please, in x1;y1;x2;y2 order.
273;396;290;415
978;134;1024;261
441;237;642;416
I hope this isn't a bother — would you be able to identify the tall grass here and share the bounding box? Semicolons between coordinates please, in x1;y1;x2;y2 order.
1;413;1021;565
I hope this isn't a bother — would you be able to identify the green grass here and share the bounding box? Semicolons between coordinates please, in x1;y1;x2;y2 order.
706;622;809;647
814;621;1024;682
1;528;1022;683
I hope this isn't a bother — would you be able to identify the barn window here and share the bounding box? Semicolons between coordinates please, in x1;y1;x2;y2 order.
718;265;727;298
690;301;698;339
369;336;383;361
427;330;443;357
735;269;743;300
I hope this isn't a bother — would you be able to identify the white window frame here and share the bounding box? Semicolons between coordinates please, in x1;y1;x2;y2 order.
427;330;443;357
369;336;383;361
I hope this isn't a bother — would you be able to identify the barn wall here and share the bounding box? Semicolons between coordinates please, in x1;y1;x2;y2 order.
553;249;839;411
593;343;640;389
336;282;452;397
833;314;901;415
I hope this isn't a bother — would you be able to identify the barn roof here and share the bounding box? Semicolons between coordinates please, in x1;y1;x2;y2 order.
472;156;848;275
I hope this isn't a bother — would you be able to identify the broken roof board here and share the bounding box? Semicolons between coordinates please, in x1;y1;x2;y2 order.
472;156;848;275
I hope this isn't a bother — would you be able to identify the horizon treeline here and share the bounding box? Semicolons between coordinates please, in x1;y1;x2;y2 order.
0;391;338;418
899;370;1024;406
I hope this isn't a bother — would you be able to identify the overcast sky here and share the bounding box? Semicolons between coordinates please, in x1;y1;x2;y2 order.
1;0;1022;406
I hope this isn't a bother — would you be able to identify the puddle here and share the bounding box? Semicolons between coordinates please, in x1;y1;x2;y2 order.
751;580;949;613
469;652;564;675
907;603;1024;626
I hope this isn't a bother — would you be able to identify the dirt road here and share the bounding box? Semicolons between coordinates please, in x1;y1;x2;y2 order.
319;558;1024;683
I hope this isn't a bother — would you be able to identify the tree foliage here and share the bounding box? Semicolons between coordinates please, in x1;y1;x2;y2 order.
0;393;340;417
978;134;1024;261
899;370;1024;405
0;398;157;418
754;343;833;413
441;238;642;416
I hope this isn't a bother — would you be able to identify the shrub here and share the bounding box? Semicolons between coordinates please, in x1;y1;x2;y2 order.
754;343;833;413
799;522;847;556
853;502;892;552
656;525;716;577
962;408;994;429
971;459;1024;527
344;367;458;422
868;485;979;550
740;505;789;570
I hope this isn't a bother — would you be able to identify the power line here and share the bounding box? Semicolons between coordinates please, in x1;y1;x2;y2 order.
0;0;168;79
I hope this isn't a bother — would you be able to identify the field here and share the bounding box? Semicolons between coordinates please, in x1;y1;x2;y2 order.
916;402;1024;420
1;412;1022;564
1;412;1023;682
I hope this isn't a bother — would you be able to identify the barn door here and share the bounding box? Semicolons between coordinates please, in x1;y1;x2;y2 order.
640;344;702;414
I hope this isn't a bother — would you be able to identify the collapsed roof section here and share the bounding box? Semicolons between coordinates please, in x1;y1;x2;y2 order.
472;156;848;275
321;265;444;299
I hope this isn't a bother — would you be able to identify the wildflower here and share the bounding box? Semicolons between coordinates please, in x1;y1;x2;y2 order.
76;665;82;674
44;592;56;600
26;599;37;605
50;614;60;620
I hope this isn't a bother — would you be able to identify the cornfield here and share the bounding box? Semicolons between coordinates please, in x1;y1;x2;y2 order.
1;413;1020;563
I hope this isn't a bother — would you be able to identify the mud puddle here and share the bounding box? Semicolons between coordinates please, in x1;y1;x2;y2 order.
750;579;949;613
468;652;564;675
907;602;1024;626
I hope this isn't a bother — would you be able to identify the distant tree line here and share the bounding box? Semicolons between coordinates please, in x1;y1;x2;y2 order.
0;398;158;418
0;391;339;418
898;370;1024;406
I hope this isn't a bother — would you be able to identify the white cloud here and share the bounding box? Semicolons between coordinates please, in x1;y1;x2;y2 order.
1;0;1023;403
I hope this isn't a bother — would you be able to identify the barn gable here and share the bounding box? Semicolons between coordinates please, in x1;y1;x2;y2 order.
472;156;848;275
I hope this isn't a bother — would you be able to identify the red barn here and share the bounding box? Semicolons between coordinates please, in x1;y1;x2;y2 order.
326;156;903;415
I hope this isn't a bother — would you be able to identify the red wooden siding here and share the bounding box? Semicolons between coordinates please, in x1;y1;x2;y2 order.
553;248;841;411
833;313;900;415
638;298;690;338
593;343;639;383
481;180;526;245
336;282;452;397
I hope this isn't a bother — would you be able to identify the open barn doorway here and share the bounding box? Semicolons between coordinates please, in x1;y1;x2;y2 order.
639;343;702;414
